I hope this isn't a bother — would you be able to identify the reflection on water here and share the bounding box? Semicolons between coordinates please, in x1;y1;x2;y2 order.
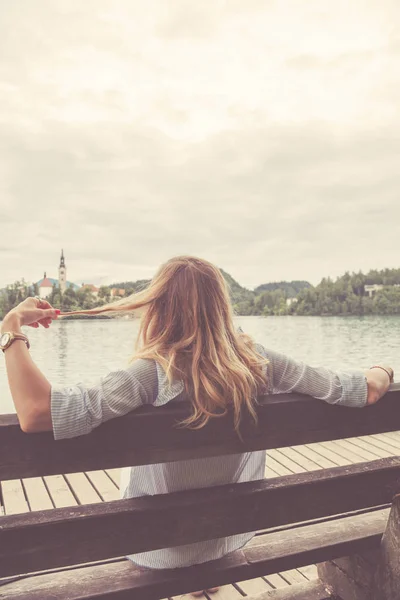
1;315;399;414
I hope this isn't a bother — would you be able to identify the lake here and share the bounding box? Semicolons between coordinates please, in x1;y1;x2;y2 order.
1;315;399;414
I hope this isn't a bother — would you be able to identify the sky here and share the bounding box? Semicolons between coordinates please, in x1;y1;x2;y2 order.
1;0;399;290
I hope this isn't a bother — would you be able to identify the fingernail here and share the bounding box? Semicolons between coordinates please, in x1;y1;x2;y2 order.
55;310;61;315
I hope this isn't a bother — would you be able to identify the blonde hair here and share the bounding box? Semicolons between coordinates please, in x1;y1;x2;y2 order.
62;256;268;431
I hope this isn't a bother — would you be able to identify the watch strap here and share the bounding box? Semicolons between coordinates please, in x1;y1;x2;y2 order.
1;332;30;352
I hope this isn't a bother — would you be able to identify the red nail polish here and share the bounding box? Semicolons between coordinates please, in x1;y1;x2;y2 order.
55;309;61;314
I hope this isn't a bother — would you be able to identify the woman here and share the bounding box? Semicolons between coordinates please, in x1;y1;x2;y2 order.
1;256;394;597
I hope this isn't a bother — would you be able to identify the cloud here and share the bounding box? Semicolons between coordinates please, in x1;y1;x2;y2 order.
0;0;399;289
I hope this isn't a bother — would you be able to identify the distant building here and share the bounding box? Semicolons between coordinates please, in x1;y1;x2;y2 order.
110;288;126;298
38;273;54;299
365;283;400;298
59;249;67;294
286;298;298;306
81;283;100;298
37;250;79;298
364;284;384;297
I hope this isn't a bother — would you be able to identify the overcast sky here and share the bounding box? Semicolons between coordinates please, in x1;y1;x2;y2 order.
1;0;399;290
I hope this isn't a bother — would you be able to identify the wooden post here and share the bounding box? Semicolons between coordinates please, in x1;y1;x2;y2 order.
318;495;400;600
373;493;400;599
318;553;376;600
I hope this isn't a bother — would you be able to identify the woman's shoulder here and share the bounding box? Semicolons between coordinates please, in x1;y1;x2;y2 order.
128;357;158;380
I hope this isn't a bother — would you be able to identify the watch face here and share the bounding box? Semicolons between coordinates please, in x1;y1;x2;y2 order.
0;333;11;348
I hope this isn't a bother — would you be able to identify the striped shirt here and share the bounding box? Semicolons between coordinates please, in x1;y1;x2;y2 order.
51;345;368;569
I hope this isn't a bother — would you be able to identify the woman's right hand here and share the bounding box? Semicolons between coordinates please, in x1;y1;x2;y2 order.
2;297;60;331
365;365;394;405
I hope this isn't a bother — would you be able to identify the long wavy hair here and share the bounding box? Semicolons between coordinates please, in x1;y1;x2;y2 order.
62;256;268;431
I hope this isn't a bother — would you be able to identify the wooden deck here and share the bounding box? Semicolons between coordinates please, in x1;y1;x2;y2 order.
2;431;400;599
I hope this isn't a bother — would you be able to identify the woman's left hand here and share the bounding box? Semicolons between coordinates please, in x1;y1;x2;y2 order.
2;297;60;330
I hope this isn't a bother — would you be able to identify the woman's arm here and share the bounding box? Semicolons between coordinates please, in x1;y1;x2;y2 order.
1;299;156;437
1;300;60;432
264;347;393;407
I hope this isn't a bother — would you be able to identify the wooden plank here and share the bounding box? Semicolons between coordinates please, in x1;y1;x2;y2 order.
313;441;360;465
172;593;206;599
173;588;243;600
369;433;400;453
242;507;388;577
1;387;400;480
264;573;292;589
268;450;306;474
22;478;53;511
172;592;206;599
0;557;253;600
1;502;369;600
1;480;29;514
193;585;242;599
265;466;280;478
378;430;400;444
44;475;78;508
265;455;293;476
373;432;400;450
236;576;274;594
85;471;120;502
277;447;321;471
0;460;393;578
297;565;318;580
290;445;337;469
106;468;121;488
64;472;103;505
332;439;383;462
360;435;400;455
343;436;393;458
306;443;350;466
279;569;307;585
246;580;333;599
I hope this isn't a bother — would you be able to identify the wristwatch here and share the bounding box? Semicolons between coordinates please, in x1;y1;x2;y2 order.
0;332;30;352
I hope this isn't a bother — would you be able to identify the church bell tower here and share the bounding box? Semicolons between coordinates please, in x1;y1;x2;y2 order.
59;249;67;294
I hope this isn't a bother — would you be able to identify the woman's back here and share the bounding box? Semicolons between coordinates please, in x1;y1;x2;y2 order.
51;347;369;569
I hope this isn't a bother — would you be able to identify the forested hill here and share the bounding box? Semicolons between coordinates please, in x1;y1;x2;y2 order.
109;268;400;316
2;268;400;318
109;279;151;293
254;281;311;298
109;270;307;316
293;269;400;316
109;270;255;308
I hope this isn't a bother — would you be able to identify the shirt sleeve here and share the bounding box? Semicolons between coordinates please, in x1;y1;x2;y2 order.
51;359;158;440
262;347;368;408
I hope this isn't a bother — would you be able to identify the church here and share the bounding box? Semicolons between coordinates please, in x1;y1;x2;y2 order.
37;250;80;299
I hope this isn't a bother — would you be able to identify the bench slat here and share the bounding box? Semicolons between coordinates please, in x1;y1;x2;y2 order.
1;388;399;480
0;506;383;599
0;459;397;578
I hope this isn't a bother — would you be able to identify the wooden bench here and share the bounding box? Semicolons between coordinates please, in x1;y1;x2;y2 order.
1;385;400;600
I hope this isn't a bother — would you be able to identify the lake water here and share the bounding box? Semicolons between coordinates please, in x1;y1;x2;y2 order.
1;315;399;414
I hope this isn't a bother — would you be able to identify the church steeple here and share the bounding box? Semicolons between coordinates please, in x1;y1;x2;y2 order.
59;249;66;269
59;249;67;294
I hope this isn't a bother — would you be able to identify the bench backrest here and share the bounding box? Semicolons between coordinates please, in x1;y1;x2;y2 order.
1;385;400;579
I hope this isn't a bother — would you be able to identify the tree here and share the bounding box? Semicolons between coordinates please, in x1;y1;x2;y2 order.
0;280;30;318
61;287;79;312
98;286;111;302
76;287;95;310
